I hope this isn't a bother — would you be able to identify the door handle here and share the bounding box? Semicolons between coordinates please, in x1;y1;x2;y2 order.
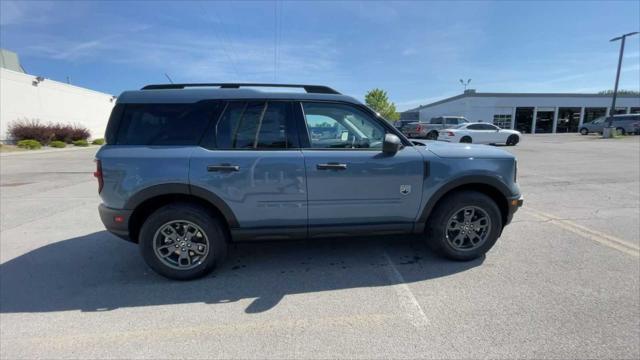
317;163;347;170
207;164;240;172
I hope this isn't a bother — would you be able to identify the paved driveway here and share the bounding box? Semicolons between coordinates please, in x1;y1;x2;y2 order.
1;135;638;359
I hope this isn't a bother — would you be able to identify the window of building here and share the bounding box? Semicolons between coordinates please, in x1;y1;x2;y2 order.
630;107;640;114
557;107;581;133
583;107;607;123
493;114;512;129
216;101;290;149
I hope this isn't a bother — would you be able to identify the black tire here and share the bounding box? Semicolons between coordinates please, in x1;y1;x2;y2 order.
506;134;519;146
579;128;589;135
425;191;502;261
615;127;625;136
460;136;472;143
426;131;438;140
139;202;228;280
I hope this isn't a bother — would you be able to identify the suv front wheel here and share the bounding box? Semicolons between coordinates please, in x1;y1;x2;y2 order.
426;191;502;261
139;203;228;280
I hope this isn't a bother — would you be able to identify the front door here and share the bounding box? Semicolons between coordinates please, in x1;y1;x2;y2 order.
298;101;424;237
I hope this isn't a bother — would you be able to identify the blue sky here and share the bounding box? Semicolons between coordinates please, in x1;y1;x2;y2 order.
1;0;639;110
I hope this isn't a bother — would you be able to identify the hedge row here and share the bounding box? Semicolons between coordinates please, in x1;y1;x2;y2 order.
8;119;91;145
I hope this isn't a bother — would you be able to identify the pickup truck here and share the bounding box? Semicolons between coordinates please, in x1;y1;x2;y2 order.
402;116;469;140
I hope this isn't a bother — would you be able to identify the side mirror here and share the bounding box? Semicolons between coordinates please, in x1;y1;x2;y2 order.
382;133;402;154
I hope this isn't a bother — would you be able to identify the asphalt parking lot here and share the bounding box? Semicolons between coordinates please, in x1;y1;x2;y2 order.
1;134;638;359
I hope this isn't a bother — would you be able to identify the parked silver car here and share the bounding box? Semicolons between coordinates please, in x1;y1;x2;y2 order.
580;114;640;135
402;116;469;139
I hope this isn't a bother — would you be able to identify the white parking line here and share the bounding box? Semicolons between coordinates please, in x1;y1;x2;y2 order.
524;208;640;258
382;250;429;329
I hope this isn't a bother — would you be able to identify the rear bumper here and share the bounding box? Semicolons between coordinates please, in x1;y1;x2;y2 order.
505;195;524;225
98;204;134;242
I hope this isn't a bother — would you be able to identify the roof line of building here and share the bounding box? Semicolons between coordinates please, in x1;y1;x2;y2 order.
405;90;640;112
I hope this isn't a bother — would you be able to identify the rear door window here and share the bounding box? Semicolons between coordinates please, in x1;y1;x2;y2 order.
216;101;291;149
430;118;443;124
115;102;217;145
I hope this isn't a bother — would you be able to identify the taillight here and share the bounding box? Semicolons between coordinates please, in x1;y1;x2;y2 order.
416;125;422;132
447;131;455;136
94;160;104;193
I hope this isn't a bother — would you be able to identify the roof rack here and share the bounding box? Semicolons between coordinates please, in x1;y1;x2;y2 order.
140;83;341;94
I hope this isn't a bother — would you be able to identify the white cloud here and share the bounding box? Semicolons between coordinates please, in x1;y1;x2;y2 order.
0;1;54;26
19;28;339;83
401;48;417;56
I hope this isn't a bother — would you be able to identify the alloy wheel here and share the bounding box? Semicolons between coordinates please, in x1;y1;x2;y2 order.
445;206;491;251
153;220;210;270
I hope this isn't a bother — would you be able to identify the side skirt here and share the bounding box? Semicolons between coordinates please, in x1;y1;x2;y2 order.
230;223;414;242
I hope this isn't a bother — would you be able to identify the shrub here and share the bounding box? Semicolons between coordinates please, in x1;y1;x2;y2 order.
8;119;54;144
70;125;91;141
8;119;91;144
17;139;42;150
50;140;67;148
73;139;89;147
49;123;74;143
92;138;105;145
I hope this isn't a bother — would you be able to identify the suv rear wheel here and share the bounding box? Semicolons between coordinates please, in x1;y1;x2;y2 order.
579;128;589;135
139;203;227;280
426;191;502;261
426;131;438;140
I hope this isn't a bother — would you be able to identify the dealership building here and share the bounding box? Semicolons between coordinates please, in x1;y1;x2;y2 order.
400;90;640;133
0;49;115;142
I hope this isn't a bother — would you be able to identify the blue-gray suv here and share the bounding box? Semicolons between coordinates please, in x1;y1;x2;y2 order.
96;83;523;280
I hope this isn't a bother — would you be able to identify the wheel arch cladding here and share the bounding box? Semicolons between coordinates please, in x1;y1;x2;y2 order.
125;183;238;242
419;176;510;228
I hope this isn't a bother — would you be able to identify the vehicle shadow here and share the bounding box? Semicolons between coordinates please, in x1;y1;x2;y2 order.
0;231;483;314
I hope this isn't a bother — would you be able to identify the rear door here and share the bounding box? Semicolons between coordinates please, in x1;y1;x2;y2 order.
190;100;307;240
466;123;490;143
298;101;424;237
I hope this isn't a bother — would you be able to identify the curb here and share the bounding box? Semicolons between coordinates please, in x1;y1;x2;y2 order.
0;145;100;157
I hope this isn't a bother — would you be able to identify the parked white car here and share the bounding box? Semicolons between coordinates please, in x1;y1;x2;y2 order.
437;123;521;146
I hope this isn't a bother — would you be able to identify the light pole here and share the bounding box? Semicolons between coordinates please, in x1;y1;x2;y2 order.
604;31;638;137
459;78;472;91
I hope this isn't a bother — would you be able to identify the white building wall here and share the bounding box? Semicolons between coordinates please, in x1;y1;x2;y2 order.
418;95;640;123
0;68;115;141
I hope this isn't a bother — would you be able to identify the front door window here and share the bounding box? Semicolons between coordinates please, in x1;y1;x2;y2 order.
301;102;386;149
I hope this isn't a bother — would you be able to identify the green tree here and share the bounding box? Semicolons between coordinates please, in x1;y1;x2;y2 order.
364;88;400;122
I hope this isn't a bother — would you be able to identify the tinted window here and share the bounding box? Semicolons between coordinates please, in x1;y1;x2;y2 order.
216;101;289;149
467;124;483;130
614;115;639;122
444;117;459;124
302;102;386;149
116;103;215;145
430;117;443;124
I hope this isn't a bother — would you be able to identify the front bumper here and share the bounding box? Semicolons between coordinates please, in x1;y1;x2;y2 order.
98;204;133;241
505;195;524;225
